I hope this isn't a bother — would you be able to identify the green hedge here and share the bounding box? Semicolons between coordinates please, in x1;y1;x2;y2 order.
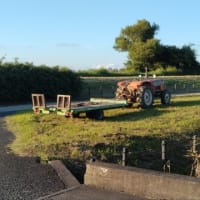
0;63;82;103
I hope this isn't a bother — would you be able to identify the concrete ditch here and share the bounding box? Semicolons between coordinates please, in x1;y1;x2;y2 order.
84;161;200;200
38;160;143;200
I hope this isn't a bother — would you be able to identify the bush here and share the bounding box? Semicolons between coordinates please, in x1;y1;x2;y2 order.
152;65;182;76
0;62;82;103
165;66;182;75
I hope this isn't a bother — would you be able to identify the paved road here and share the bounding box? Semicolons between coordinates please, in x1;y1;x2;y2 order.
0;118;65;199
0;104;32;117
0;104;32;112
39;185;146;200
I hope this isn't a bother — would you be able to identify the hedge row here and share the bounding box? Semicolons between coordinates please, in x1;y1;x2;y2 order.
0;63;82;104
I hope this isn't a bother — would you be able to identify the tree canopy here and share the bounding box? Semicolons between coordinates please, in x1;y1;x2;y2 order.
114;19;200;74
114;19;159;50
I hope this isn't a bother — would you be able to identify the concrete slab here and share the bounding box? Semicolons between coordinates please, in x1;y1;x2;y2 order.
37;185;145;200
85;161;200;200
38;160;146;200
49;160;80;189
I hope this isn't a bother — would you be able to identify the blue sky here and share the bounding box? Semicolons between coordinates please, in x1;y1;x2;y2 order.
0;0;200;70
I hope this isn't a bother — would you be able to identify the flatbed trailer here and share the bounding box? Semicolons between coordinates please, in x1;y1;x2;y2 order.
32;94;128;120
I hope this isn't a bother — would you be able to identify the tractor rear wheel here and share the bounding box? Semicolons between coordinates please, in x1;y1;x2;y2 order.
161;89;171;105
138;87;153;108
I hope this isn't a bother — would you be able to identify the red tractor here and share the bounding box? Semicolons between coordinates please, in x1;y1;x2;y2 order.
116;78;171;108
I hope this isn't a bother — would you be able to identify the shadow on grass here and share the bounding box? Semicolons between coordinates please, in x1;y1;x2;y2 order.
171;99;200;107
56;98;200;181
50;131;200;183
91;132;200;176
104;107;166;122
104;97;200;122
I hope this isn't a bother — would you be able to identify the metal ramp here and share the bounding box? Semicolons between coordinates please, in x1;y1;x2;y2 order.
31;93;49;114
56;95;71;116
31;93;56;114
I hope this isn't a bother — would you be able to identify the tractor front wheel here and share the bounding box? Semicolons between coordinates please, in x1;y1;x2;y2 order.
138;87;153;108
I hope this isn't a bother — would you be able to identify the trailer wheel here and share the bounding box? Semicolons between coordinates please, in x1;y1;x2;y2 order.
126;102;133;108
95;110;104;120
72;113;80;118
86;110;104;120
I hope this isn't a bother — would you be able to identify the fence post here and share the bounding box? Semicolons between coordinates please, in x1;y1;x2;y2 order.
174;84;177;91
161;140;165;161
161;140;170;173
122;147;127;166
88;87;91;98
100;86;103;97
192;82;195;89
112;86;115;98
192;135;197;154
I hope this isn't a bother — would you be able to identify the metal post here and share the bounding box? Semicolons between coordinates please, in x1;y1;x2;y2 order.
161;140;165;161
165;160;171;173
112;86;115;98
122;147;127;166
100;86;103;97
174;84;177;90
145;67;148;78
88;87;91;98
192;135;197;154
192;82;195;89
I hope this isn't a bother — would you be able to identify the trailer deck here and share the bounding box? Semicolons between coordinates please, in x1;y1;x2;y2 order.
32;94;128;120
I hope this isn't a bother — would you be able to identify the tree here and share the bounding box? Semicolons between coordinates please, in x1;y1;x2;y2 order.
114;19;160;72
179;45;199;73
128;39;160;71
114;19;200;74
155;44;199;73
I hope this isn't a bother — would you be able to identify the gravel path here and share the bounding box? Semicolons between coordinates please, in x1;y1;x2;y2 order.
0;118;65;200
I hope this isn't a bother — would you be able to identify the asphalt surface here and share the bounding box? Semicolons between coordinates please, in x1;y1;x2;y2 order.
0;104;32;117
0;118;65;200
39;185;145;200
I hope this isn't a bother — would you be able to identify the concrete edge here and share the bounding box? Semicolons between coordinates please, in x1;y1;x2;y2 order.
36;186;80;200
37;160;81;200
85;161;200;200
48;160;80;188
86;161;200;181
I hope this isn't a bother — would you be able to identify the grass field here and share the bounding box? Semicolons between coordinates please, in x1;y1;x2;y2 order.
5;95;200;180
